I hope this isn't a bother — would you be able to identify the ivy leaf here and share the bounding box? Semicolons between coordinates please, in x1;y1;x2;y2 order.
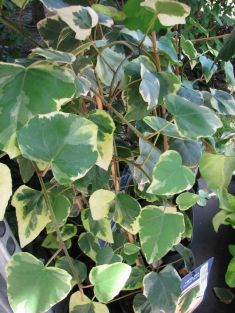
181;35;198;69
96;48;128;88
225;258;235;288
170;139;202;167
11;186;50;248
143;266;181;313
124;265;146;291
0;62;75;157
124;79;149;121
17;156;34;183
123;243;139;255
81;209;113;243
55;256;87;286
18;113;98;185
147;150;195;196
7;252;72;313
89;189;115;220
133;138;161;191
223;61;235;90
158;36;179;64
92;4;126;21
96;246;122;265
199;55;217;83
69;291;109;313
89;110;115;171
176;192;199;211
75;76;91;97
133;294;153;313
37;15;78;51
213;287;235;304
89;262;131;303
199;153;235;193
215;28;235;62
210;89;235;115
30;47;76;64
166;94;222;140
56;6;99;40
139;64;160;110
114;193;141;234
139;206;185;263
61;224;77;241
229;245;235;257
78;232;100;262
11;0;29;8
144;116;183;139
0;163;12;221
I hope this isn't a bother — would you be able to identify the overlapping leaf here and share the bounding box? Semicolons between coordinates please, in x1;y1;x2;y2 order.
0;163;12;221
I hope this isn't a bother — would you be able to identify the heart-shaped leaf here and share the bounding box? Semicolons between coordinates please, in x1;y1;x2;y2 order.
0;163;12;220
176;192;199;211
210;89;235;115
0;62;75;157
56;6;99;41
139;206;185;263
69;291;109;313
143;265;181;313
89;189;115;220
30;47;76;64
225;257;235;288
166;94;222;140
96;246;122;265
17;112;98;185
89;110;115;170
7;252;72;313
147;150;195;195
170;139;202;166
89;262;131;302
11;185;50;248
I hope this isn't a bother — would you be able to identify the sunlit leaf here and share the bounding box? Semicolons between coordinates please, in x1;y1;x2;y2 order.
0;163;12;221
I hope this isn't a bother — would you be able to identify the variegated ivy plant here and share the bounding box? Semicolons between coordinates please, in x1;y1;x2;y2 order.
0;0;235;312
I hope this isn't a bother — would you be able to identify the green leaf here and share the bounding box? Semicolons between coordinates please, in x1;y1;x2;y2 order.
166;94;222;140
55;256;87;285
139;206;185;263
0;163;12;220
170;139;202;166
42;233;72;250
229;245;235;257
89;189;115;220
123;243;139;255
0;62;75;157
30;47;75;63
176;192;199;211
124;265;145;291
56;6;98;40
139;64;160;110
210;89;235;115
188;17;208;36
124;79;149;121
75;76;91;97
37;15;78;51
12;186;50;248
69;291;109;313
96;246;122;265
178;86;203;105
89;110;115;170
144;116;183;139
215;28;235;62
133;139;161;191
61;224;77;241
226;257;235;288
96;48;127;88
182;212;193;239
124;0;190;33
213;287;235;304
114;193;141;234
92;4;125;21
89;262;131;303
143;265;181;313
133;294;153;313
46;193;71;233
7;252;72;313
158;36;179;64
17;156;34;183
147;150;195;196
81;209;113;243
11;0;29;8
223;61;235;90
78;232;100;262
181;35;197;69
199;55;217;83
174;243;195;271
18;113;98;185
199;153;235;193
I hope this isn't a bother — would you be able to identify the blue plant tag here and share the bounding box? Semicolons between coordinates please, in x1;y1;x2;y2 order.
177;257;214;313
